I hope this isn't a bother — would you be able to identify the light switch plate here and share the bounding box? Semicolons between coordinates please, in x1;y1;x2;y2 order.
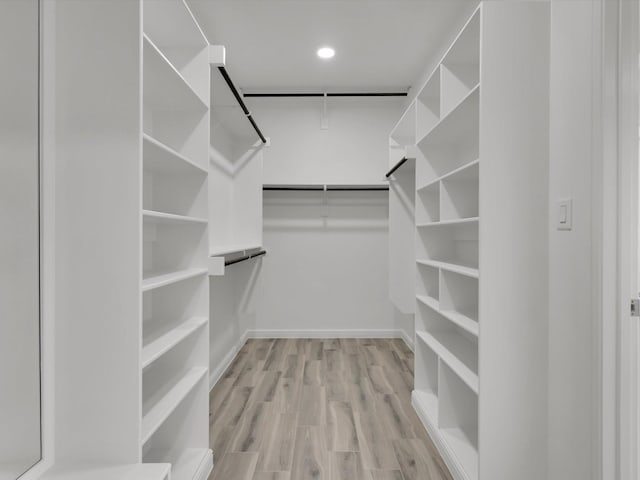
557;198;573;230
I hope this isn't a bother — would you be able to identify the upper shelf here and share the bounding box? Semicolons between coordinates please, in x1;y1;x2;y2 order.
143;0;208;49
417;85;479;148
143;134;208;176
143;210;208;225
389;100;416;146
209;244;263;257
143;35;208;112
142;268;208;292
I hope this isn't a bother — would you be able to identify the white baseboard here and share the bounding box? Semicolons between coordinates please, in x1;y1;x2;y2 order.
209;330;249;391
246;329;403;339
412;391;468;480
400;329;415;352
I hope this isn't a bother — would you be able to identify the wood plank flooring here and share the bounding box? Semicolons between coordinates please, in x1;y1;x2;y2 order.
209;338;452;480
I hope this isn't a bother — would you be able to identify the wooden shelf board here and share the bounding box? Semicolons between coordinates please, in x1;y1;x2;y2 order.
143;210;208;225
416;259;479;279
416;330;478;394
417;217;479;228
143;134;208;176
416;84;480;147
142;317;207;370
143;34;208;112
417;295;479;337
417;159;480;192
142;268;208;292
141;367;207;445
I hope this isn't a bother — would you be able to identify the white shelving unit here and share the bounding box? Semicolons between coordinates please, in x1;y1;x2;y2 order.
399;4;550;480
141;0;212;478
208;65;265;263
46;1;213;479
388;102;416;315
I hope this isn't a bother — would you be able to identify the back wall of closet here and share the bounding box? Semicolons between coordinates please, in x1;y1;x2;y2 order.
252;98;410;338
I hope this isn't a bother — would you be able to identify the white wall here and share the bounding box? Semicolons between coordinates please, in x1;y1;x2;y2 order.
209;259;262;387
259;190;391;335
252;97;403;184
547;2;599;478
248;98;404;336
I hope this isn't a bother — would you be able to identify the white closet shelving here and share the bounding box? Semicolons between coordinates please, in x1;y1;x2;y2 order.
47;1;213;478
141;0;212;478
388;95;417;317
208;67;265;263
400;4;550;480
411;8;480;479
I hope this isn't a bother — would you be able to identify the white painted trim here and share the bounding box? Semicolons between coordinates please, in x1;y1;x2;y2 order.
411;391;467;480
193;449;213;480
400;329;415;352
246;329;405;339
613;0;640;478
22;2;57;478
209;330;249;391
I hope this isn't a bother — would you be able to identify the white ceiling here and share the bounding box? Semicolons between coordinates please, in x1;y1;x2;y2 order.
187;0;476;92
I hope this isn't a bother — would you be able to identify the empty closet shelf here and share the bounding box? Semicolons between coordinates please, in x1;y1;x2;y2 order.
141;367;207;445
142;317;207;369
143;210;208;225
412;390;439;431
416;259;479;279
142;268;208;292
416;295;479;337
416;330;478;394
416;84;480;147
417;217;479;227
143;34;208;112
209;244;263;257
143;134;208;176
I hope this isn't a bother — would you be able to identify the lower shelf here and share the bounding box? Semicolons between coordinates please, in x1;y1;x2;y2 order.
41;464;171;480
169;448;213;480
412;390;478;480
142;367;207;444
416;330;478;394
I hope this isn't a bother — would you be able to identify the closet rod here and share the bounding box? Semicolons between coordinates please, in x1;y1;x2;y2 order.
243;92;408;98
217;66;267;144
385;157;409;178
224;250;267;267
263;185;389;191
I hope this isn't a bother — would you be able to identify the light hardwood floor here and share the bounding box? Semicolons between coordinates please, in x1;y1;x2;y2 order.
209;338;452;480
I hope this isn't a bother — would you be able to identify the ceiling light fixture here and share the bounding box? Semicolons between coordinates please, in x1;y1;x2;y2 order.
317;47;335;59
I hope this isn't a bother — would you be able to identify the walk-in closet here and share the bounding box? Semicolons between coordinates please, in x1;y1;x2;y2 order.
2;1;639;480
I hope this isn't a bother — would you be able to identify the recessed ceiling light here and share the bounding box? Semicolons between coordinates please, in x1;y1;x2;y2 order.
317;47;335;59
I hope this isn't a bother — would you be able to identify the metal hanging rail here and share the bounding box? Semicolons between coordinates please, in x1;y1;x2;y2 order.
385;157;410;178
224;250;267;267
263;184;389;192
217;66;267;144
244;92;407;98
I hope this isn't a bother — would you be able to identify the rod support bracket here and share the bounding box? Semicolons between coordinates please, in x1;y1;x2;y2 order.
209;45;226;67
